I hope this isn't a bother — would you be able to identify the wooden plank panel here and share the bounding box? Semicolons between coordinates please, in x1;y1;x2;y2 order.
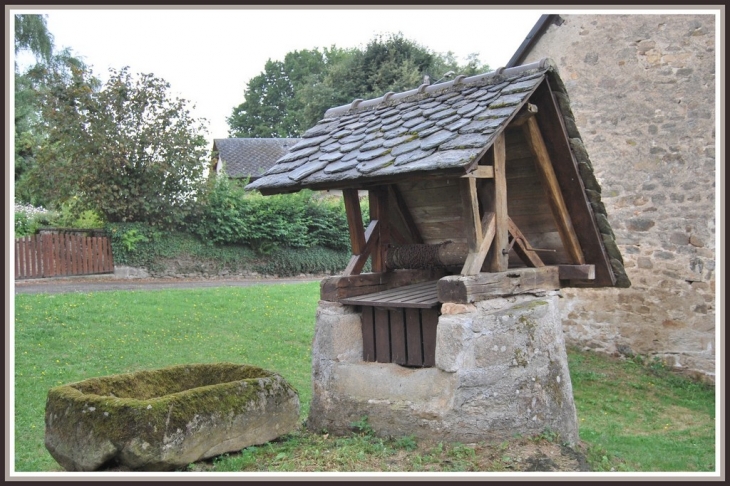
15;238;22;279
60;234;69;276
389;184;423;244
405;308;423;367
361;306;376;362
21;236;29;278
389;309;407;365
340;281;440;308
421;308;439;367
417;220;467;244
320;268;445;301
374;307;391;363
83;236;90;275
397;178;462;193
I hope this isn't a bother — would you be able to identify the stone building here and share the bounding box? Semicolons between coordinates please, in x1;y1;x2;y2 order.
510;14;717;382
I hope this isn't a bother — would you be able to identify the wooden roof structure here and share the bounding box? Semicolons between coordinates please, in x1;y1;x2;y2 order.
247;58;630;306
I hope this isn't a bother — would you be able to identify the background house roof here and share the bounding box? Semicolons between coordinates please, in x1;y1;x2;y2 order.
212;138;300;180
245;59;554;193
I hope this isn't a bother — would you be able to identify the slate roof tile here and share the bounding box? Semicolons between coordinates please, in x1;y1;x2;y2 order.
421;130;459;150
394;148;435;166
356;154;395;174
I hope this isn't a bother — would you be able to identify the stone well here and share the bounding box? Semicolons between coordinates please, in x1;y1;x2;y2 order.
307;292;579;445
44;363;300;471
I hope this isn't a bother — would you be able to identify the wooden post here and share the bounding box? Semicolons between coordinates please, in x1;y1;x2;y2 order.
369;186;390;273
480;132;509;272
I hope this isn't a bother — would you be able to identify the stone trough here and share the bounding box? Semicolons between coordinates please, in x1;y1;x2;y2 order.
44;363;300;471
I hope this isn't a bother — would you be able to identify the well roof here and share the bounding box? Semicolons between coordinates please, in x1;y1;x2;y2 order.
246;59;555;192
245;58;630;288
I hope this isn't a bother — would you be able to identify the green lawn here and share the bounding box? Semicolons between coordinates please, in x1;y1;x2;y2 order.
12;283;716;473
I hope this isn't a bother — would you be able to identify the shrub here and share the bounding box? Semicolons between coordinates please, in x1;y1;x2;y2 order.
188;176;355;254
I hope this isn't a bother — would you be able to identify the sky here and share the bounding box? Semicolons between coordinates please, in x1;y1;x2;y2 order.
11;6;547;144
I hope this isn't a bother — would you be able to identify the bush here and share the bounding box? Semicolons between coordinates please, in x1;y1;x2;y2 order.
188;176;355;254
14;203;55;237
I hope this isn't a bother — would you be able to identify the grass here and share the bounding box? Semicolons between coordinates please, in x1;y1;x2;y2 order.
12;283;716;473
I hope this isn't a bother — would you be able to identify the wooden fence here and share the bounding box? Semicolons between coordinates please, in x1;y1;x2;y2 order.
15;232;114;280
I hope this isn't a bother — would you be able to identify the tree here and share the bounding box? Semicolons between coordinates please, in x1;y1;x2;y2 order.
15;48;91;206
228;47;350;138
27;66;210;228
14;14;53;64
228;32;489;137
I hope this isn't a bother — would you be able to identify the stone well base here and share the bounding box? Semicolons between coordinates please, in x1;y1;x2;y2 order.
308;293;579;445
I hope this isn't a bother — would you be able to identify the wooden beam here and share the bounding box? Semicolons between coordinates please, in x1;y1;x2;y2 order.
461;212;496;276
459;177;482;253
522;116;585;265
558;264;595;280
389;184;423;244
320;268;446;301
461;166;494;179
483;131;509;272
342;188;365;255
369;187;390;272
507;217;545;268
342;220;379;276
509;103;538;128
438;266;560;304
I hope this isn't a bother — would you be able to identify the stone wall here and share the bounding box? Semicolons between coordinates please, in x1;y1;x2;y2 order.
521;14;716;382
308;295;579;445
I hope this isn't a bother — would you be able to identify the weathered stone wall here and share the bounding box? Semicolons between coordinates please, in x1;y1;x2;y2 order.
521;14;716;382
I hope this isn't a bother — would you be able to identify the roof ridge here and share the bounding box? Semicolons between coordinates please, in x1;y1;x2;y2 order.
324;58;554;118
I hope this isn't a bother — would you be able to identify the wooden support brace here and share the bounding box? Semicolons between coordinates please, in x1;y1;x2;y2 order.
507;217;545;268
461;166;494;179
343;220;379;276
522;116;585;264
461;212;496;276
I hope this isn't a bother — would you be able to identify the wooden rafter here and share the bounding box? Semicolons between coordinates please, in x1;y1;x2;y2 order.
522;116;585;265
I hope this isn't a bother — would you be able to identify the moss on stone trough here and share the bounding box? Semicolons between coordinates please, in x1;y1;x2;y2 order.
44;363;300;471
